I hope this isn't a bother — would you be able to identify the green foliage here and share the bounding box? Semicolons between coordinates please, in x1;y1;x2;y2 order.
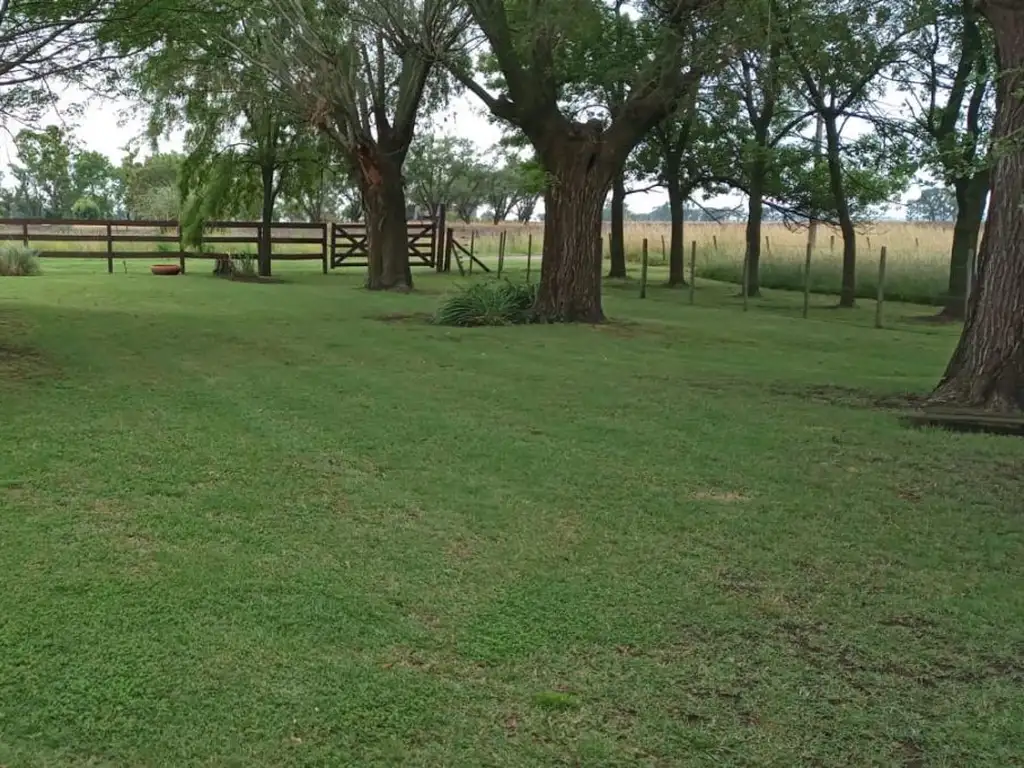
405;134;481;216
11;126;122;219
907;186;958;222
433;280;537;326
11;126;76;218
0;246;42;276
71;196;103;220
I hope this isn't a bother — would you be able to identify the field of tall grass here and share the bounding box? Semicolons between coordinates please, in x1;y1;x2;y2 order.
453;220;956;306
4;219;956;306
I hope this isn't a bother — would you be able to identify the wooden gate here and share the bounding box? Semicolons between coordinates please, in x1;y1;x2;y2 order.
330;221;437;269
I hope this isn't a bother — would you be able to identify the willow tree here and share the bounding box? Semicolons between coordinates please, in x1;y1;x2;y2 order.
447;0;726;322
262;0;469;291
928;0;1024;411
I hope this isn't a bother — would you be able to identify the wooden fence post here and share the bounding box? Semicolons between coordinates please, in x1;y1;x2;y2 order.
21;222;29;248
765;234;772;255
106;222;114;274
875;246;887;329
468;230;475;274
640;238;649;299
526;233;533;284
661;235;667;264
802;241;812;319
435;206;447;272
320;222;328;274
497;230;506;279
829;234;835;254
689;240;697;305
741;246;750;311
713;234;719;251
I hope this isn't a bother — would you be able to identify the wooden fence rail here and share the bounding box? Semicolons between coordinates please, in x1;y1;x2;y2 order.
0;218;333;274
0;217;465;275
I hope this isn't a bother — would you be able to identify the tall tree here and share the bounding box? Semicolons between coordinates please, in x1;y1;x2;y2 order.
10;125;75;217
775;0;920;307
900;0;993;319
262;0;469;291
928;0;1024;412
715;0;815;295
632;85;730;287
448;0;726;322
118;151;184;219
405;133;479;218
906;185;957;222
72;150;119;217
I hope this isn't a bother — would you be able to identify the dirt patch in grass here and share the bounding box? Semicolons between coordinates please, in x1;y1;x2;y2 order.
372;312;434;325
768;383;926;411
0;343;50;381
223;274;288;285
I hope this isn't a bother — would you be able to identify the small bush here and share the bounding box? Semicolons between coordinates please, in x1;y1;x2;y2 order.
434;280;537;327
237;252;257;277
0;246;41;276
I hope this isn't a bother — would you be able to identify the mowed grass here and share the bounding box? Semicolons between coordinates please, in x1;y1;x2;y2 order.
1;263;1022;767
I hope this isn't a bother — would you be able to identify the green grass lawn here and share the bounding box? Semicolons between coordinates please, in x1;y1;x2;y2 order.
2;262;1022;767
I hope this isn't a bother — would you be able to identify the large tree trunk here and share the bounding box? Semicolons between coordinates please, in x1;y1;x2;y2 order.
258;164;275;278
823;115;857;307
356;145;412;292
744;160;765;297
940;172;989;319
666;170;687;287
533;139;613;323
607;173;627;278
929;3;1024;412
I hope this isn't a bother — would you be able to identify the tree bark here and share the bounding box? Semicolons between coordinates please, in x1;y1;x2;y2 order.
940;172;989;319
533;139;613;323
744;160;765;297
929;2;1024;412
258;163;275;278
355;145;412;292
607;173;627;278
823;114;857;307
666;170;687;287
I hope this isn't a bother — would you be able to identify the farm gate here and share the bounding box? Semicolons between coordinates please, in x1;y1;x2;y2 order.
330;221;437;269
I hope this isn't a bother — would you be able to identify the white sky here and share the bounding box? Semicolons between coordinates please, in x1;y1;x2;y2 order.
0;87;917;217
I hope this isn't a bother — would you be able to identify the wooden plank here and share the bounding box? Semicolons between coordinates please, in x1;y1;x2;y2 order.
3;233;111;243
109;234;181;243
100;251;188;259
201;235;261;244
35;257;106;264
0;217;175;227
267;237;326;245
268;252;324;260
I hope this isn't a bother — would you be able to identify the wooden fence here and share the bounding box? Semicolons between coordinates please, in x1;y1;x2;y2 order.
0;218;331;274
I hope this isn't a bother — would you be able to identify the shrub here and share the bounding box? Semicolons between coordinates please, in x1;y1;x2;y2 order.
237;252;257;277
434;280;537;327
0;246;41;276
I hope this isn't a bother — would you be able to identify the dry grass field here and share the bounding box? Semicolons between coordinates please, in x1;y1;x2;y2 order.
454;220;956;306
4;219;957;305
